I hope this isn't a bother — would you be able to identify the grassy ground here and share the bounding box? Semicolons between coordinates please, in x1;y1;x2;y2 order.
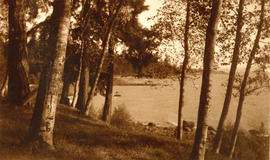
0;102;192;160
0;100;268;160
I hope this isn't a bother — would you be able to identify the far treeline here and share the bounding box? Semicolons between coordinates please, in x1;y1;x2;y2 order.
0;0;269;160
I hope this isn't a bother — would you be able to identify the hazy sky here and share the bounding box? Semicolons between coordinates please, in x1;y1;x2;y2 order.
138;0;163;28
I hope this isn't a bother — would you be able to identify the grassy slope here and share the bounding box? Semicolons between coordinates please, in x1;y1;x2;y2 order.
0;101;268;160
0;103;192;160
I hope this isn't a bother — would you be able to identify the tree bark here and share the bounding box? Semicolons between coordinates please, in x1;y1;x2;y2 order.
84;0;123;116
177;0;190;141
71;0;89;108
71;52;83;108
60;72;71;105
26;0;71;150
0;72;8;97
228;0;264;159
75;53;89;111
7;0;30;106
213;0;245;153
102;39;115;123
189;0;222;160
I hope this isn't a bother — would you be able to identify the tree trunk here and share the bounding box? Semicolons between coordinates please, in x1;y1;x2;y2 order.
189;0;222;160
0;73;8;97
71;0;88;108
177;0;190;141
60;73;70;105
76;55;89;111
84;1;123;116
228;1;264;159
213;0;245;153
102;39;115;123
26;0;71;150
7;0;30;106
71;52;83;108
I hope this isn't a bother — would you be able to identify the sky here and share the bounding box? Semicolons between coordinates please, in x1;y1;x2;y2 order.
138;0;163;28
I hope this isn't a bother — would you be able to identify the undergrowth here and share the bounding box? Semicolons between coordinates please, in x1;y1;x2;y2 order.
0;101;268;160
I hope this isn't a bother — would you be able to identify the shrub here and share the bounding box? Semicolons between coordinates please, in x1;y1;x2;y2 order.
218;124;269;160
110;104;132;128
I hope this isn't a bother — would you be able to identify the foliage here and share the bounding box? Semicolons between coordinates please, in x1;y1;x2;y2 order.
216;0;270;66
231;69;270;97
150;0;211;68
113;53;180;78
111;104;132;128
142;60;180;78
217;124;269;160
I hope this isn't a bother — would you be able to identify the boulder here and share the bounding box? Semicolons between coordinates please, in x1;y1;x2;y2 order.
183;120;195;132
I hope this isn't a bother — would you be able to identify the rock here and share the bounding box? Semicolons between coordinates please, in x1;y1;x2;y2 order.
208;126;216;134
183;126;193;132
208;126;216;132
148;122;156;127
208;126;217;135
183;120;195;131
114;91;121;97
249;129;260;136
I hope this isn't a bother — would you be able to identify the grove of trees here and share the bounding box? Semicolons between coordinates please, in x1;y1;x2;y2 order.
0;0;269;159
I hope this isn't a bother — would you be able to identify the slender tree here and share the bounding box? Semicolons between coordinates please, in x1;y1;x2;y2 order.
75;49;90;111
7;0;30;107
189;0;222;159
26;0;71;150
71;0;94;110
84;0;123;116
71;52;83;108
102;38;115;122
213;0;245;153
177;0;190;140
228;0;265;159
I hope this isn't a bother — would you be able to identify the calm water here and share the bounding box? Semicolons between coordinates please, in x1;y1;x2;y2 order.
109;74;270;131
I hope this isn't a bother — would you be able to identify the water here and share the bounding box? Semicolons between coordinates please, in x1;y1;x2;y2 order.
108;74;270;131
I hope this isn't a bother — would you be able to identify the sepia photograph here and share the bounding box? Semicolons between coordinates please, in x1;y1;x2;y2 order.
0;0;269;159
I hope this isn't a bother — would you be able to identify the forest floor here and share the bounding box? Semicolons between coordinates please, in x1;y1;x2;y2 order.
0;99;268;160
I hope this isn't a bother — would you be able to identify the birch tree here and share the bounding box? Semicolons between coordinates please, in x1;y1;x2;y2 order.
228;0;265;158
213;0;245;153
177;0;190;141
84;0;123;116
190;0;222;159
26;0;71;150
102;38;115;122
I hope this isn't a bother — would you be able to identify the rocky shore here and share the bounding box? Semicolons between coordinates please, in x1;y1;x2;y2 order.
128;120;217;141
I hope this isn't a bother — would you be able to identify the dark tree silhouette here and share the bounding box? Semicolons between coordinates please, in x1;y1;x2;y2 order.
7;0;30;107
